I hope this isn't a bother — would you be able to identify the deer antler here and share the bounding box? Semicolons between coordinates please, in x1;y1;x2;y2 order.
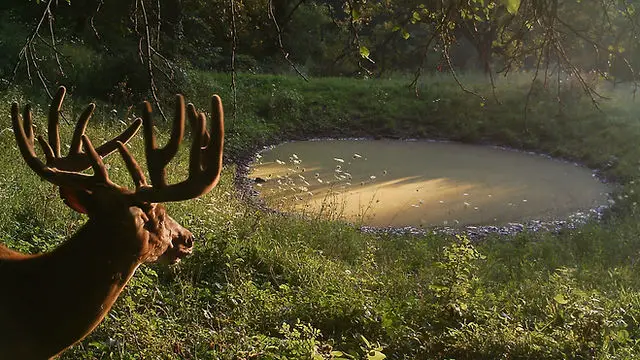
3;88;224;359
119;94;225;203
126;95;224;202
11;86;224;204
11;86;142;190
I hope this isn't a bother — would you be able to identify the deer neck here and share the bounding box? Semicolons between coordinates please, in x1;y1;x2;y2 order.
0;216;145;359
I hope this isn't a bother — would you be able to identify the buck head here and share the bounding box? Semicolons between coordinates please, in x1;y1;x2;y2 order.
62;185;195;265
11;86;224;266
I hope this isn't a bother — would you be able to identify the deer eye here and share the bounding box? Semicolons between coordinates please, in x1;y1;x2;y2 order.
144;217;160;232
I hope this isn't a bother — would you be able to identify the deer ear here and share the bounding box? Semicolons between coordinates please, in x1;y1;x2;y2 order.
59;187;89;214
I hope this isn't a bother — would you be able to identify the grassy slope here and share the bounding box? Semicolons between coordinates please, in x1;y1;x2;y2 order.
1;73;640;359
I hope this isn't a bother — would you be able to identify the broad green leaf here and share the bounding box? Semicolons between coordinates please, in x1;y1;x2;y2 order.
368;350;387;360
359;46;370;59
553;293;569;305
360;334;371;348
429;284;448;292
352;8;361;21
503;0;520;14
401;29;410;40
412;11;421;23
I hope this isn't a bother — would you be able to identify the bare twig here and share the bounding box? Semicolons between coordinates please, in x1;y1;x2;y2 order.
487;65;502;105
409;3;454;97
89;0;104;40
280;0;306;31
229;0;238;121
156;0;161;50
268;0;309;81
523;35;547;132
443;44;486;102
11;0;70;124
138;0;167;121
12;0;53;84
46;5;63;77
35;33;69;62
408;31;438;97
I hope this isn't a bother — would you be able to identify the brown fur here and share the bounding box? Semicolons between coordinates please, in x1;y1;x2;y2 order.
0;188;193;359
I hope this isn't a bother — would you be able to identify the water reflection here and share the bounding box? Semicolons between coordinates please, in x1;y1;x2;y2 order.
250;140;611;227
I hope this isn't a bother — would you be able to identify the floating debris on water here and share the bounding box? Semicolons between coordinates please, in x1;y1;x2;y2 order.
247;139;613;237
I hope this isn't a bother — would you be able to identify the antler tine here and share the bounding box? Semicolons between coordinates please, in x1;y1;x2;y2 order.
12;86;144;198
12;103;44;176
187;104;205;175
69;102;95;155
48;87;65;158
12;103;109;191
81;135;110;184
205;95;225;179
115;141;148;189
134;94;224;203
45;86;143;172
141;95;185;187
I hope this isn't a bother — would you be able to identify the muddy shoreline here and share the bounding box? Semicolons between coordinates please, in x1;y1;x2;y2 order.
232;132;617;240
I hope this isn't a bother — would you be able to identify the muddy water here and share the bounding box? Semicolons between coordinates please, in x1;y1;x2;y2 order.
249;140;612;228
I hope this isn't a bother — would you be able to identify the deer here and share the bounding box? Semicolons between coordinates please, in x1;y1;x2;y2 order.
0;86;224;359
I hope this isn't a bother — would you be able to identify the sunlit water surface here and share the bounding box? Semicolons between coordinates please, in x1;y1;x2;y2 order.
249;140;612;228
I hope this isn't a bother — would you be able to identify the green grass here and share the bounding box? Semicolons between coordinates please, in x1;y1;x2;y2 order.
2;73;640;359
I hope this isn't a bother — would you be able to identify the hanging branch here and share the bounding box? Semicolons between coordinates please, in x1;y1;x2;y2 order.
409;3;454;96
325;3;356;74
11;0;66;96
345;0;373;76
280;0;306;30
554;37;609;107
47;5;64;77
408;31;438;97
460;14;502;104
443;44;486;102
523;34;549;131
150;47;180;90
229;0;238;121
89;0;104;40
138;0;168;122
155;0;162;50
268;0;309;81
11;0;70;123
11;0;52;84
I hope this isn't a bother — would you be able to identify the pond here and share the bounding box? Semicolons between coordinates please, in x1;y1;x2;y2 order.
249;140;612;228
